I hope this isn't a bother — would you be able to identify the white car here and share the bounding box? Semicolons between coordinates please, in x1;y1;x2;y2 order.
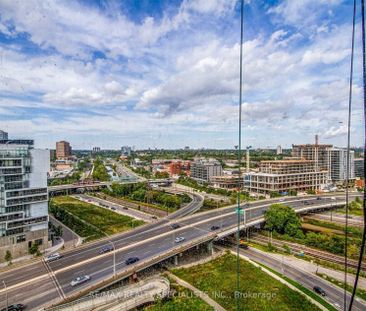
45;252;62;263
175;236;185;243
70;275;91;287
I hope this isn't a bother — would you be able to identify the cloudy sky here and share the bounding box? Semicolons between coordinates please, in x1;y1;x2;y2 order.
0;0;364;149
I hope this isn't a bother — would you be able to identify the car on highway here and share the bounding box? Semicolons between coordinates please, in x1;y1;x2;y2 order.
44;252;62;263
70;275;91;287
1;304;25;311
170;223;180;229
303;200;310;205
125;257;139;265
123;206;128;210
316;197;322;200
210;225;220;231
175;236;185;243
313;286;326;296
98;245;113;254
111;207;116;211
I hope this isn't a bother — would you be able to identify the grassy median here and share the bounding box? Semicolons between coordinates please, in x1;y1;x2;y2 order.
171;253;321;311
50;196;144;241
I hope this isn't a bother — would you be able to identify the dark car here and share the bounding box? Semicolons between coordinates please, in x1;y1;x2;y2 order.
303;200;310;205
111;207;116;211
1;304;25;311
211;225;220;231
170;223;180;229
125;257;139;265
316;197;321;200
123;206;128;210
99;245;113;254
313;286;326;296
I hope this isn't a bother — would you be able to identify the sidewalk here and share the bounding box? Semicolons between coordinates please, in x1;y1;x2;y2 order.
0;237;64;269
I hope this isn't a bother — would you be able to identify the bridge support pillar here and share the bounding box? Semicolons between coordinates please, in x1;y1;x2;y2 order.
174;255;179;266
207;241;214;255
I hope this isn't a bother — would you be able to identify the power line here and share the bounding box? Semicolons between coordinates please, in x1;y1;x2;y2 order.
349;0;366;308
344;0;356;309
236;0;244;310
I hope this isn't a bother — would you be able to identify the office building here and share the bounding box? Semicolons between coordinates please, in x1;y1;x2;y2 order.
245;159;327;194
354;158;364;178
56;141;71;159
121;146;131;157
276;145;282;155
0;130;8;140
190;158;222;182
0;138;50;260
330;148;355;183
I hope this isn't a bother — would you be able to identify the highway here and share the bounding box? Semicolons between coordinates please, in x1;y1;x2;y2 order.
0;193;361;310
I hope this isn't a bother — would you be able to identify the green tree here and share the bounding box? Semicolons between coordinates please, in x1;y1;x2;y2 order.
4;250;12;265
264;204;302;237
29;243;40;256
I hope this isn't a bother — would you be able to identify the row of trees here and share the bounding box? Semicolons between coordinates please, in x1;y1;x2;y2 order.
264;204;359;257
92;158;110;181
104;182;190;210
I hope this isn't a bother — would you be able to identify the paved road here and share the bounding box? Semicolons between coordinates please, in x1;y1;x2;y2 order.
230;246;365;311
0;193;360;310
75;194;155;222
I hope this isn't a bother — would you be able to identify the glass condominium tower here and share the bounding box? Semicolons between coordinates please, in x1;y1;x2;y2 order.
0;138;50;260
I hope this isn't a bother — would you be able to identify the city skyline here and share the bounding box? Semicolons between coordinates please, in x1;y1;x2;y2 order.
0;0;364;149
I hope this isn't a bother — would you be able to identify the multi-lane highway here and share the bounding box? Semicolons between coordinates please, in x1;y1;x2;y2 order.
0;193;362;310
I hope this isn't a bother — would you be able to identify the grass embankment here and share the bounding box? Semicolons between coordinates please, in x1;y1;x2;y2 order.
50;196;144;242
141;277;214;311
172;253;321;311
102;182;191;213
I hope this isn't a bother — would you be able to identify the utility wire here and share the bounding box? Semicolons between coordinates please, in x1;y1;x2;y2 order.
236;0;244;310
345;0;357;308
344;1;356;309
349;0;366;308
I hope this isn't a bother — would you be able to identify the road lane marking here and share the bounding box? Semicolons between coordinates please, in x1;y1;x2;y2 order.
0;195;356;295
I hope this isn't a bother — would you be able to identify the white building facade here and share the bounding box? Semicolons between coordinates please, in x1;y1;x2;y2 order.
0;139;50;260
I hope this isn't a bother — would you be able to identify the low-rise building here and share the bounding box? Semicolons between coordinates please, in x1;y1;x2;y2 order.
210;175;243;189
245;159;327;194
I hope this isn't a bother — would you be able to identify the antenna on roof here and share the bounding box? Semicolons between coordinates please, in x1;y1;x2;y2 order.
315;134;319;145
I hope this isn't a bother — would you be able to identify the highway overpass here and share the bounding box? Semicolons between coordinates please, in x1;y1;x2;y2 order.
0;193;363;311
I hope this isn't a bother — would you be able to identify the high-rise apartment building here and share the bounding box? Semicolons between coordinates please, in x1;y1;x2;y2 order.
0;130;8;140
245;159;327;194
354;158;364;178
330;148;355;182
0;138;50;259
190;158;222;182
276;145;282;155
56;141;72;159
121;146;131;157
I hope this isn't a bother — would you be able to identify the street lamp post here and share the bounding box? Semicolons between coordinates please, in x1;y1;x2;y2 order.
109;241;116;278
3;281;8;311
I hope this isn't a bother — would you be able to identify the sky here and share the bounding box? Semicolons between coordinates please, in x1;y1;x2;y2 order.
0;0;364;150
